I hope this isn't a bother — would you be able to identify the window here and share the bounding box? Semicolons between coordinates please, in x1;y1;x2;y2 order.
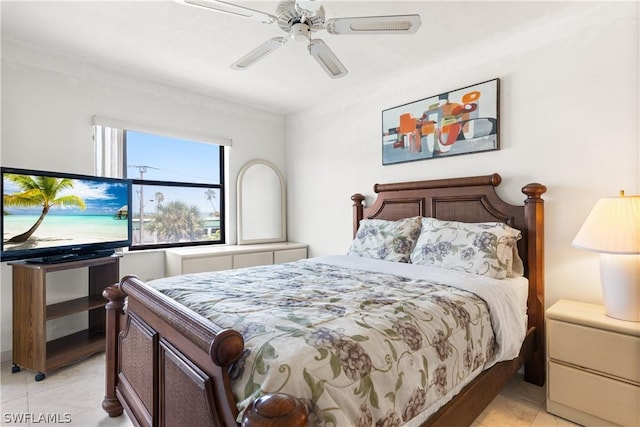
94;123;226;250
126;130;225;249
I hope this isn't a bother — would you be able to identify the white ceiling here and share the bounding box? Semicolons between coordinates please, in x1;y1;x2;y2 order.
1;1;596;114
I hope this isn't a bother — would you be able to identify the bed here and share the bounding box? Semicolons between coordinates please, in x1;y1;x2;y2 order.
102;173;546;427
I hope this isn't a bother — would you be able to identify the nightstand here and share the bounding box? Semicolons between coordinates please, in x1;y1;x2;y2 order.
546;299;640;426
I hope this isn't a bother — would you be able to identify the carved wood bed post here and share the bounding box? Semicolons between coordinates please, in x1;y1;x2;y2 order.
352;193;365;239
522;182;547;386
102;283;126;417
242;393;308;427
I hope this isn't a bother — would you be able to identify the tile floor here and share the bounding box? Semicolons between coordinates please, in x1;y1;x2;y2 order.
0;353;579;426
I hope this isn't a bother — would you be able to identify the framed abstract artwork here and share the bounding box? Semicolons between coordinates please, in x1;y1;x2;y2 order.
382;78;499;165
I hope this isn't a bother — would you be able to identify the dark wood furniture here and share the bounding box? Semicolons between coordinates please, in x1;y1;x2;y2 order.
103;173;546;426
10;256;119;381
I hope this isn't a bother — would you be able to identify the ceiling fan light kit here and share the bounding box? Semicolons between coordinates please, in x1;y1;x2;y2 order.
291;23;311;41
177;0;421;78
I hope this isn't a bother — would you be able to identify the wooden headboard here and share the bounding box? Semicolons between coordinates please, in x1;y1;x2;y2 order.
351;173;547;386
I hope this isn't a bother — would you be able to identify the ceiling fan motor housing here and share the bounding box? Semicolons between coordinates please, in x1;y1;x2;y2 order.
277;0;325;33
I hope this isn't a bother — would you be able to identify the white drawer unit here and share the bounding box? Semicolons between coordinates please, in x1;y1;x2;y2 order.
233;251;273;269
182;255;232;274
165;242;308;276
274;248;308;264
546;300;640;427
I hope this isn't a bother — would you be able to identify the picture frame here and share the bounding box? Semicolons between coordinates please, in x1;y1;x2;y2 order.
382;78;499;165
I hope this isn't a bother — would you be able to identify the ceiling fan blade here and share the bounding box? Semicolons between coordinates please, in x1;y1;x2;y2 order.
308;39;348;79
231;37;287;70
176;0;277;24
326;15;421;35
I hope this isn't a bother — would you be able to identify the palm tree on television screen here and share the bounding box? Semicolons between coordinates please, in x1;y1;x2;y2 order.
3;174;86;243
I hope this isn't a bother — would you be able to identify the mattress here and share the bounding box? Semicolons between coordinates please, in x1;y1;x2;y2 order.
148;255;527;426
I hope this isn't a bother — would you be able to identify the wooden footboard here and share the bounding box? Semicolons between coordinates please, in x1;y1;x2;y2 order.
102;275;242;425
102;275;308;427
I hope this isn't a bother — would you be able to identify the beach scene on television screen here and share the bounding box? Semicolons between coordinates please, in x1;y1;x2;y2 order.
2;173;129;252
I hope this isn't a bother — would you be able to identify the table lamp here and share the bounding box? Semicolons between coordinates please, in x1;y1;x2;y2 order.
572;191;640;322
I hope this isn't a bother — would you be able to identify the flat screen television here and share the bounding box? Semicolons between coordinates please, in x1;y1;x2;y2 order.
1;167;132;263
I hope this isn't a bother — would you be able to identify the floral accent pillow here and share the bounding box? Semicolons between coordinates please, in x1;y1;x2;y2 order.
348;217;422;263
410;218;522;279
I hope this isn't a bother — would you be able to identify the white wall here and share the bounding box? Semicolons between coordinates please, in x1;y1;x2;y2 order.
0;41;287;356
286;2;639;309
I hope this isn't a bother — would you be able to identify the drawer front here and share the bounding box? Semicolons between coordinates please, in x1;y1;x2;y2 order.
182;256;232;274
548;319;640;383
233;252;273;269
549;362;640;427
274;248;307;264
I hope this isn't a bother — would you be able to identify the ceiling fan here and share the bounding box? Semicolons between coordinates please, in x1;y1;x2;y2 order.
176;0;421;78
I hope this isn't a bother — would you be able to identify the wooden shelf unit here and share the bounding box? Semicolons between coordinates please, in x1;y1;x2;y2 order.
10;256;119;379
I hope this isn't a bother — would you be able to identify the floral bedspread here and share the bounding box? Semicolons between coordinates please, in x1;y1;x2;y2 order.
148;257;507;427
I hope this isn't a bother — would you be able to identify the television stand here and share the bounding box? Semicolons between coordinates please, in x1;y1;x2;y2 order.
9;256;119;381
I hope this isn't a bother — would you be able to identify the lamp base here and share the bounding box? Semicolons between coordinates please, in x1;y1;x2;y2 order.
600;253;640;322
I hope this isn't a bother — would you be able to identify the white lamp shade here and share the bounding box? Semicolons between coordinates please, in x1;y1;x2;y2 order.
572;195;640;254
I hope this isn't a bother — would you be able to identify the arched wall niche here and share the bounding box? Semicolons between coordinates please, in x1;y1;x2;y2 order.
237;159;286;245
